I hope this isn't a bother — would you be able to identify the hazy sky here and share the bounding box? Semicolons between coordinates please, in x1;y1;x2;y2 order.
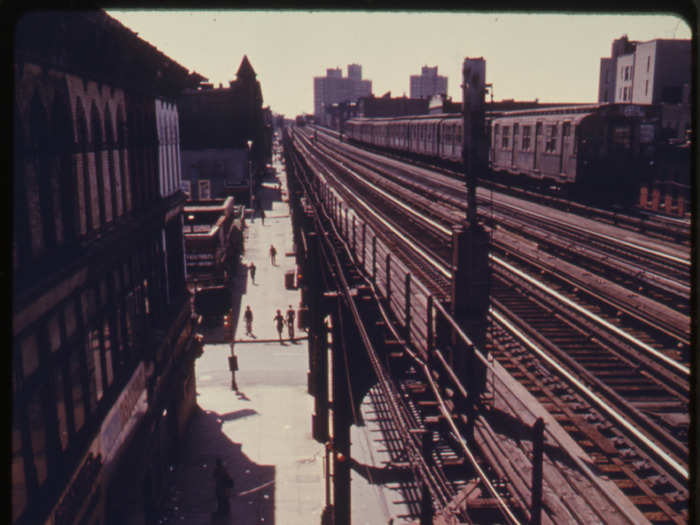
107;10;691;117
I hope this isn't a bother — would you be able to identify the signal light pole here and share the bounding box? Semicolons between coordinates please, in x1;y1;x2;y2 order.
452;57;491;408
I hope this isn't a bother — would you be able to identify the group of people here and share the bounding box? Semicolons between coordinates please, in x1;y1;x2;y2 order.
243;304;296;342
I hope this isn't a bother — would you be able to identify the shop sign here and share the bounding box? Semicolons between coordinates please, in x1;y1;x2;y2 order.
99;362;148;465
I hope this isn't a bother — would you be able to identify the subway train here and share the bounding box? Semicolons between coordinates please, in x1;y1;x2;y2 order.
344;104;658;204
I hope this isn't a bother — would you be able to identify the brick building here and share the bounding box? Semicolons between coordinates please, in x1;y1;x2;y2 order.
178;56;272;203
12;11;205;525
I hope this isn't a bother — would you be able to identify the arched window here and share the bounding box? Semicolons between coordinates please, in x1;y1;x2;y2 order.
90;102;106;226
13;104;30;273
50;91;77;246
104;102;119;222
116;103;130;214
30;92;55;253
75;99;92;233
127;101;143;211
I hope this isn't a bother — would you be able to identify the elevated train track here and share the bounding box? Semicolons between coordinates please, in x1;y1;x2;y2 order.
288;126;689;524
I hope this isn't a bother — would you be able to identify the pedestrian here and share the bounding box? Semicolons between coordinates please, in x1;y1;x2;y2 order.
269;244;277;265
273;309;285;342
286;305;296;340
213;458;234;516
249;262;256;284
244;305;254;336
260;208;265;225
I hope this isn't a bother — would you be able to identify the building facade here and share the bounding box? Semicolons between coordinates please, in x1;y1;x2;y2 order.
13;11;204;525
178;56;272;203
313;64;372;125
598;35;691;105
409;65;448;99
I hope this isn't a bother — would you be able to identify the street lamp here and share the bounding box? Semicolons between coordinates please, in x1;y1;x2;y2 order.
247;139;254;208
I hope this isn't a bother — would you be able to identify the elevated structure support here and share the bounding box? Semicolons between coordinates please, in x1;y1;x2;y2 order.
452;57;491;413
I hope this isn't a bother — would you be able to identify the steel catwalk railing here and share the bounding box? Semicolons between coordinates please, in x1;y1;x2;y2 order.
288;130;521;523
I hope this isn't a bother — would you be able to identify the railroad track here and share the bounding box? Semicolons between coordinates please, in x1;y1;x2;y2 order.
312;125;690;245
289;129;690;523
487;314;689;525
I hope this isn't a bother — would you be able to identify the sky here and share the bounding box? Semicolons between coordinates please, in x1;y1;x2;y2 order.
106;10;692;118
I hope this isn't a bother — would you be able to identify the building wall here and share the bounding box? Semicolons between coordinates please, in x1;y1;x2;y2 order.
181;148;249;200
13;11;201;525
652;40;691;104
598;57;615;103
615;54;635;102
599;37;690;106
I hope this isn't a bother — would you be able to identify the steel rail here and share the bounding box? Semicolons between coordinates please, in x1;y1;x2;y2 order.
490;254;690;377
491;308;689;482
291;133;525;522
490;200;690;268
489;233;691;347
289;135;455;510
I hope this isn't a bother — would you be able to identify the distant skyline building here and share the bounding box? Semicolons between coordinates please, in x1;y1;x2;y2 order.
410;65;448;99
598;35;691;104
313;64;372;121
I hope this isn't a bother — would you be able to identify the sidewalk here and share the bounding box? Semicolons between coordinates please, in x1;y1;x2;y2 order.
156;147;325;524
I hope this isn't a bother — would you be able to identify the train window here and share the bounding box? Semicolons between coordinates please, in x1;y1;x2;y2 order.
545;125;557;152
535;123;542;136
502;126;510;148
522;126;531;150
494;124;500;135
513;123;519;135
612;125;631;150
563;122;571;137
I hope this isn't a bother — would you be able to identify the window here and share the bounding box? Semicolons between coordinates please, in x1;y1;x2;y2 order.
563;122;571;137
102;319;114;386
88;328;103;404
645;79;649;96
545;124;558;152
521;126;531;150
28;391;48;485
612;125;631;150
198;179;211;199
624;66;630;80
535;123;542;136
55;367;70;450
502;126;510;148
69;347;85;432
12;421;27;521
513;123;519;136
622;87;628;101
647;55;650;72
48;313;61;352
21;334;39;377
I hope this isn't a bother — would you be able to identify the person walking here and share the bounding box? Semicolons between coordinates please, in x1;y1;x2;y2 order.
286;305;296;341
269;244;277;265
273;309;285;343
260;208;266;225
244;305;254;336
249;262;256;284
213;458;234;517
